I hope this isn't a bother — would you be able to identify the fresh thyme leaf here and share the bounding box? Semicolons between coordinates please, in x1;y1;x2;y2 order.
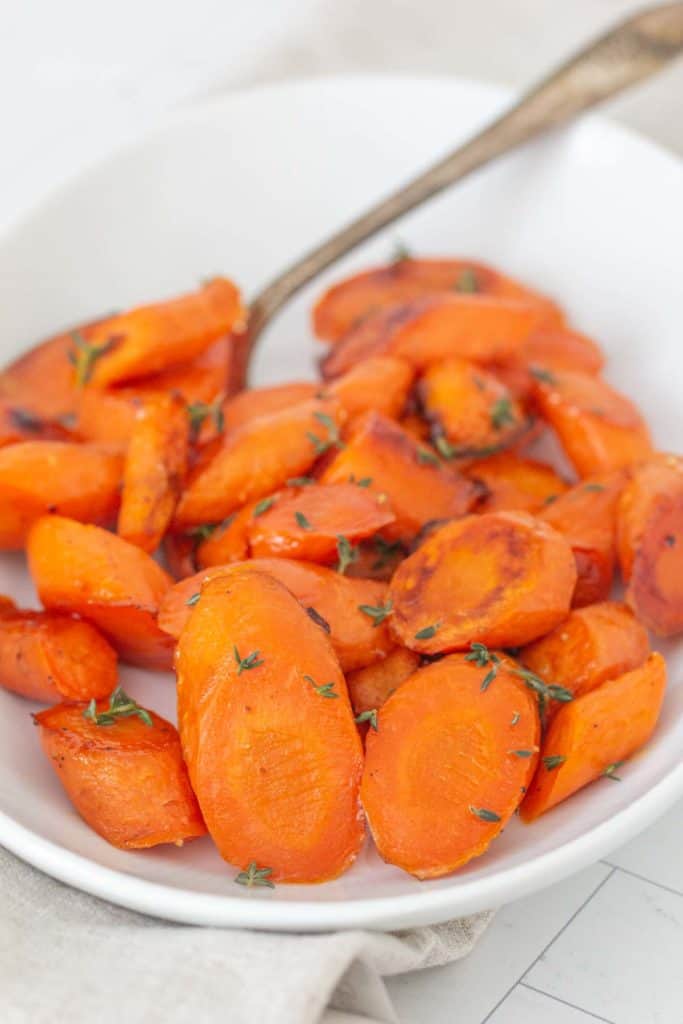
583;483;605;493
355;709;378;731
530;366;557;385
336;535;358;575
509;749;537;758
543;494;559;506
391;240;412;263
306;412;344;456
414;623;440;640
186;592;201;607
234;646;264;674
543;755;567;771
511;666;573;704
490;397;515;430
416;447;440;467
253;496;276;517
69;331;115;388
433;434;503;461
454;267;478;293
481;667;498;691
349;474;373;487
295;510;313;530
187;395;225;440
469;806;501;823
510;712;521;726
83;686;153;728
287;476;315;487
603;760;626;781
185;523;217;543
464;642;499;668
358;600;393;627
306;606;331;633
234;862;275;889
304;674;339;699
372;536;405;571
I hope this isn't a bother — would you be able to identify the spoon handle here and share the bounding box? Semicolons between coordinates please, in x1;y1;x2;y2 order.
243;2;683;365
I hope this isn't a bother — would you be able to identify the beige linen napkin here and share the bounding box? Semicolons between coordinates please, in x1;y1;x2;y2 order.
0;846;491;1023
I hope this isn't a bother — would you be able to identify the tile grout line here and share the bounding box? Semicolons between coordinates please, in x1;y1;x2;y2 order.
520;981;616;1023
600;861;683;899
479;866;617;1024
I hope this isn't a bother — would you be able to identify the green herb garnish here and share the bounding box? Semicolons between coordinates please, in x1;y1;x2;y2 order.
543;755;567;771
454;267;478;293
186;592;200;607
358;600;393;627
603;760;626;781
490;397;515;430
391;240;412;263
234;646;264;674
414;623;440;641
287;476;315;487
470;806;501;823
83;686;152;728
187;395;225;440
235;862;275;889
530;366;557;385
304;674;339;699
307;411;344;456
355;709;378;731
253;496;276;517
69;331;115;388
336;535;358;575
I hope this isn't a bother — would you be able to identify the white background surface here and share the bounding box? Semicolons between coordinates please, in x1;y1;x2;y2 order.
1;2;681;1022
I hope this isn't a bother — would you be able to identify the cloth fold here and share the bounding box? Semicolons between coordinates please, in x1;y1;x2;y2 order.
0;846;492;1023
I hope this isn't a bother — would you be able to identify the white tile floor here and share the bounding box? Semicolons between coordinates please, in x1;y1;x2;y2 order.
387;799;683;1023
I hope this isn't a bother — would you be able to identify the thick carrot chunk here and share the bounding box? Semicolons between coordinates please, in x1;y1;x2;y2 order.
222;381;318;436
328;356;414;423
465;452;568;513
346;647;421;715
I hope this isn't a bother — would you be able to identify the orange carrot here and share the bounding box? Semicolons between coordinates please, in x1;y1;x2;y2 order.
117;393;189;553
0;609;117;702
222;381;319;436
490;327;605;401
361;653;540;878
27;516;174;670
176;570;364;882
328;356;414;423
0;400;75;448
0;441;123;550
162;531;199;579
389;511;576;653
346;647;421;716
35;696;206;848
520;653;666;822
194;503;256;568
465;452;568;513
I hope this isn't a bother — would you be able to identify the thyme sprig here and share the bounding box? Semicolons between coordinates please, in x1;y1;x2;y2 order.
355;709;378;731
490;397;515;430
511;666;573;704
470;806;501;823
235;862;275;889
464;642;501;691
358;600;393;627
234;646;264;674
543;755;567;771
295;510;313;530
304;674;339;699
307;411;344;456
83;686;152;728
69;331;115;388
336;535;358;575
603;760;626;781
253;496;276;517
187;394;225;440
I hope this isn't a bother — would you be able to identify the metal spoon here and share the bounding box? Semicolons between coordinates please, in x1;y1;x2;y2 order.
238;2;683;382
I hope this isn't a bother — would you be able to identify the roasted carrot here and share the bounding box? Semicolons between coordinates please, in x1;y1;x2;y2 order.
27;516;174;670
312;257;561;342
117;394;189;553
520;652;666;822
162;531;199;579
247;483;395;564
389;511;576;653
491;327;605;401
174;397;345;527
82;277;244;387
346;647;421;716
319;411;478;540
194;503;255;567
328;356;414;423
539;472;627;607
35;696;206;848
465;452;568;513
0;610;117;703
418;358;527;460
520;602;650;709
361;653;540;878
617;455;683;636
321;294;552;379
222;381;319;436
176;570;364;882
158;558;394;672
0;441;123;550
532;368;652;476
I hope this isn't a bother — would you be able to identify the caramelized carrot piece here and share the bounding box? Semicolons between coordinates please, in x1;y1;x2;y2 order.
321;294;552;379
520;601;650;708
312;257;561;342
532;369;652;476
389;511;576;653
158;558;394;672
520;653;666;822
0;610;117;702
539;472;627;608
176;570;364;882
361;653;540;878
247;483;395;564
174;397;345;527
162;531;199;579
346;647;421;715
195;503;256;568
465;452;568;513
319;411;478;540
35;698;206;848
491;327;605;401
117;394;189;553
27;516;174;670
222;381;318;435
617;455;683;635
419;358;527;459
328;356;414;423
0;441;123;550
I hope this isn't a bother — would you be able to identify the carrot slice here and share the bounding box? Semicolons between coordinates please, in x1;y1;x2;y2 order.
319;411;478;541
312;257;560;342
194;503;257;568
539;472;627;608
0;610;117;702
158;558;393;672
321;294;552;379
389;511;576;653
117;393;189;553
617;455;683;636
361;653;540;878
520;652;666;822
346;647;421;716
0;441;123;550
520;601;650;709
328;356;414;423
27;516;174;670
35;699;206;848
465;452;568;513
84;277;244;387
491;327;605;401
247;483;395;564
532;368;652;476
176;570;364;882
174;397;345;527
222;381;318;436
418;358;528;459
